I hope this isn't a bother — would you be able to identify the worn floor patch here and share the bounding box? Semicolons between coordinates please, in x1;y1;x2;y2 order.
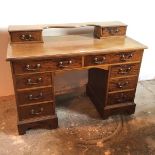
0;80;155;155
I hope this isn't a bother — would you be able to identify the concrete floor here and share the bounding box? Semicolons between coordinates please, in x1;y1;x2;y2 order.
0;80;155;155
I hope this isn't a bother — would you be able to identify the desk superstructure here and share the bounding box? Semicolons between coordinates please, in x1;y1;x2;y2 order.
7;21;147;134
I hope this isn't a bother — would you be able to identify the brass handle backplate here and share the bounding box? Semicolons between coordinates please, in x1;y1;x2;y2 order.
31;107;44;115
118;65;132;74
25;64;41;71
20;34;34;41
28;92;43;100
116;93;128;103
117;81;129;88
58;60;72;69
119;52;133;62
27;77;42;85
94;56;106;64
107;27;119;35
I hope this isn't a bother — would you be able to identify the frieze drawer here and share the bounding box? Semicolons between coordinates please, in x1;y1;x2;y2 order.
13;57;82;74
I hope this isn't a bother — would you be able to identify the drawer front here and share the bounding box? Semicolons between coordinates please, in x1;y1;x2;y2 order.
10;31;42;43
107;91;135;105
84;54;111;66
84;51;142;67
13;60;52;74
17;87;53;105
18;102;55;120
50;56;82;70
94;26;126;38
108;76;137;92
16;73;52;89
13;57;82;74
110;63;140;78
102;26;126;37
111;50;143;63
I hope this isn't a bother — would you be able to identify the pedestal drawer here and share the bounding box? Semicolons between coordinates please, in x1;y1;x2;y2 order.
108;76;137;92
17;87;53;105
110;63;140;78
107;91;135;105
16;73;52;89
18;102;55;120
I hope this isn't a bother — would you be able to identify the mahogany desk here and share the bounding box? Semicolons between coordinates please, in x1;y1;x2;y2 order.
7;21;147;134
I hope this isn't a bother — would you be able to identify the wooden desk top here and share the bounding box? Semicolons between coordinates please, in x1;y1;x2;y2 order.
7;34;147;61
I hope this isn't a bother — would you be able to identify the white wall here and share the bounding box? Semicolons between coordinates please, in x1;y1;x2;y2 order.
0;0;154;80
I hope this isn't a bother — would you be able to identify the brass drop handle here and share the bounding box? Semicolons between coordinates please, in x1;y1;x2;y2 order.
25;64;41;71
31;107;44;115
116;93;127;103
28;92;43;100
27;77;42;85
20;34;34;41
58;60;72;68
120;53;133;61
94;56;106;64
120;54;126;61
117;81;129;88
118;66;131;74
107;27;119;35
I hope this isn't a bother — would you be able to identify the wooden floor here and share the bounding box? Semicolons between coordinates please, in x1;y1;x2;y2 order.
0;80;155;155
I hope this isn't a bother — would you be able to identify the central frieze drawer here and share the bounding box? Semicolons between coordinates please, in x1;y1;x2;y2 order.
13;56;82;74
17;87;53;105
16;73;52;89
108;76;137;92
18;101;55;121
84;54;111;66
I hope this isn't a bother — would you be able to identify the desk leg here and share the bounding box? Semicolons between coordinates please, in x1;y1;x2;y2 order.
86;68;109;118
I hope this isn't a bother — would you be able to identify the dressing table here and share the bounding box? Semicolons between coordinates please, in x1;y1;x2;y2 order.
7;21;147;134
